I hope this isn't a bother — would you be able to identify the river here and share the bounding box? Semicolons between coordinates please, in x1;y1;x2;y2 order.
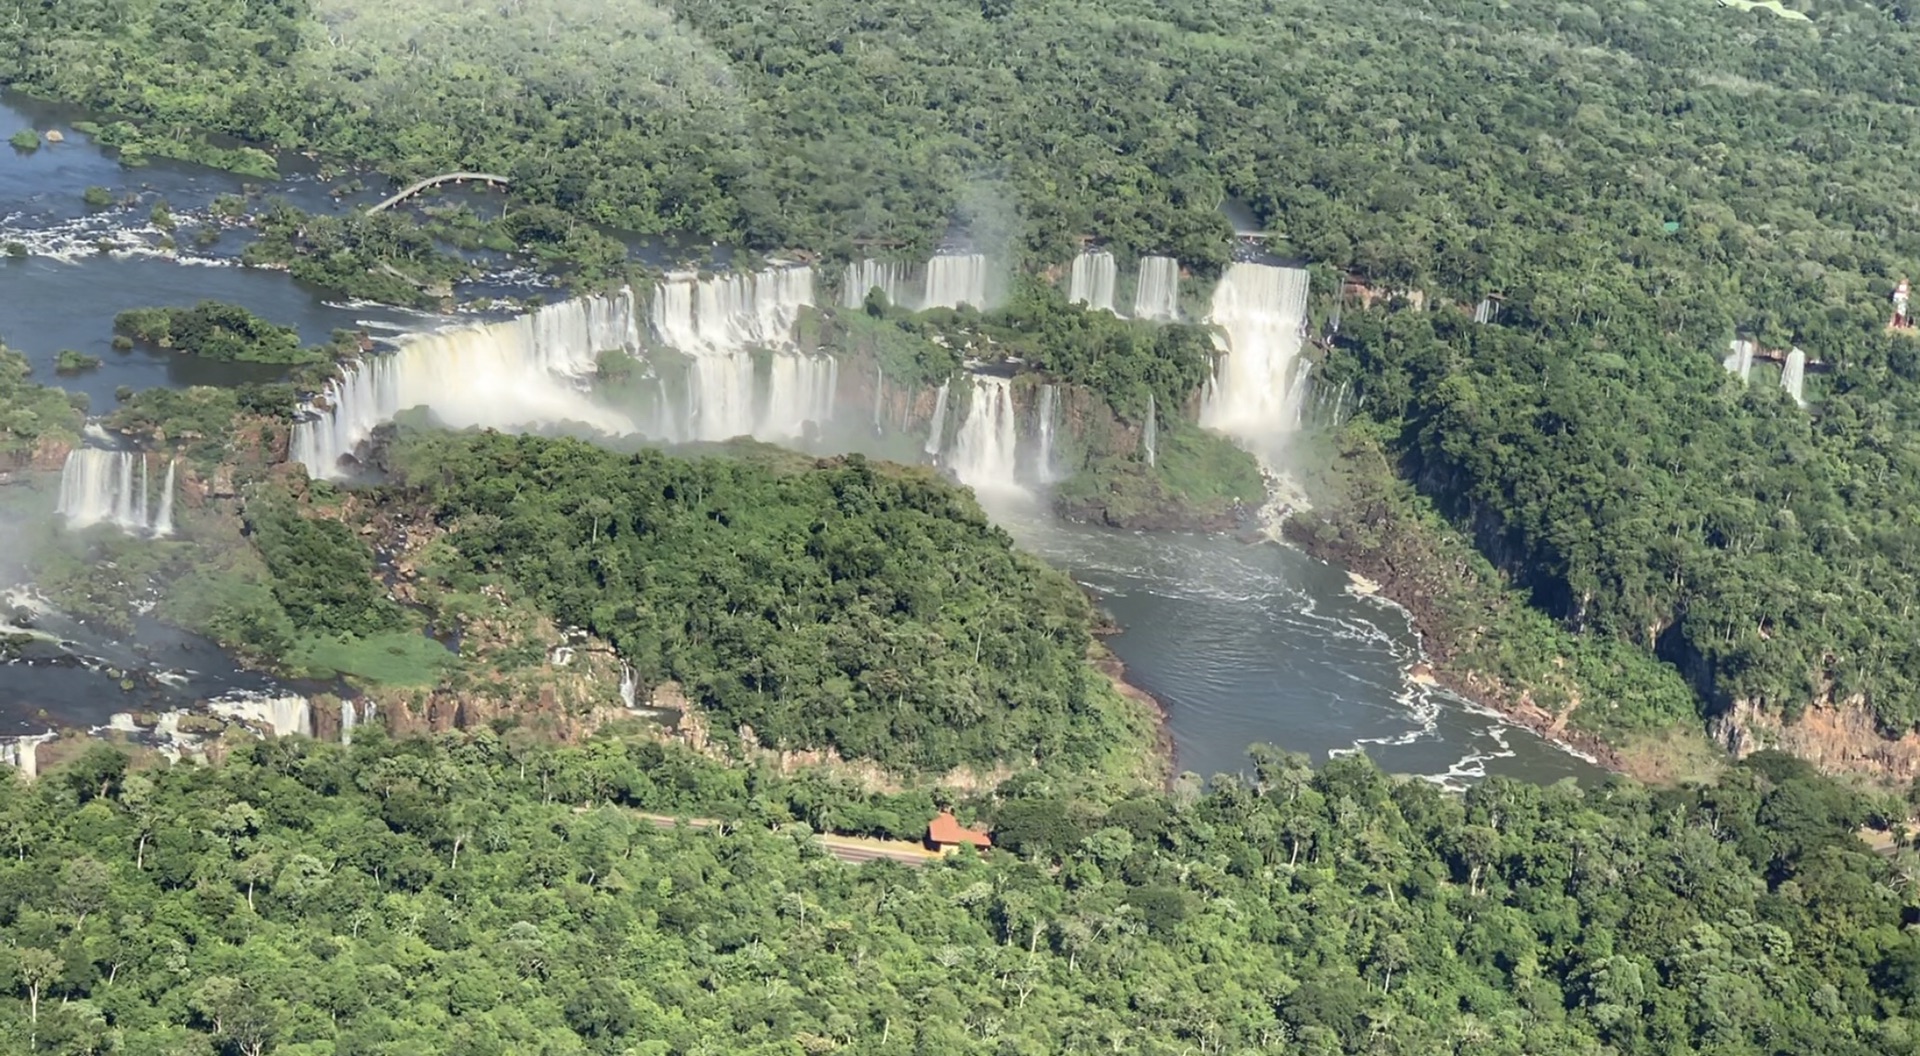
0;93;1605;787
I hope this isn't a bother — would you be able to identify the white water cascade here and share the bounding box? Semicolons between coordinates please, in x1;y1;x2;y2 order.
1133;256;1181;321
1144;392;1158;468
1782;348;1807;406
843;259;909;309
0;733;54;779
153;459;177;536
339;699;357;745
924;381;951;457
58;449;177;534
1200;262;1313;450
1069;251;1118;314
923;254;990;310
209;692;312;738
948;375;1024;498
1723;339;1756;382
292;290;639;478
1035;383;1058;482
649;266;836;442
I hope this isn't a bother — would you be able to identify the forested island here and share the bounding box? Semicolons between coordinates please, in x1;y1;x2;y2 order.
12;0;1920;1049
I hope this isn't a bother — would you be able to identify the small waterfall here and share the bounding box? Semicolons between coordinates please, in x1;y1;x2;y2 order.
1200;262;1313;449
1723;339;1756;381
339;698;356;745
923;254;990;310
1782;348;1807;406
873;365;885;431
0;733;53;780
292;290;639;478
1035;383;1058;482
152;460;177;536
844;259;908;310
1132;256;1181;321
948;375;1024;497
209;692;312;738
648;266;836;442
1473;298;1495;324
924;381;951;457
1068;251;1118;314
58;449;173;534
1143;393;1158;468
619;664;639;709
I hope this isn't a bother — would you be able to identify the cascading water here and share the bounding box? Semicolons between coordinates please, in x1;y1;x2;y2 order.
153;460;177;536
648;266;836;442
619;664;639;709
947;374;1024;498
1144;392;1158;468
924;381;951;457
1132;256;1181;321
1200;262;1313;450
1723;339;1756;382
0;733;53;779
1035;383;1058;483
873;365;885;432
843;259;908;310
340;698;356;745
208;692;312;738
923;254;990;310
292;290;639;478
58;449;175;534
1069;251;1118;314
1782;348;1807;406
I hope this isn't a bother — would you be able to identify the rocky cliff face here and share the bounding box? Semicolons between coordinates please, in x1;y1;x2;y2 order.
1712;697;1920;783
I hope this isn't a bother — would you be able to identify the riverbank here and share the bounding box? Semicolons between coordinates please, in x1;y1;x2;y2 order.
1089;642;1177;785
1277;428;1724;785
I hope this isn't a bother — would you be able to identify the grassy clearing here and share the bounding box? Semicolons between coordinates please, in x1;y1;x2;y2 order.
286;631;456;685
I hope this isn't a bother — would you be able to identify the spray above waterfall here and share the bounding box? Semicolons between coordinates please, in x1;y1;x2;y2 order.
292;289;639;478
1200;262;1313;452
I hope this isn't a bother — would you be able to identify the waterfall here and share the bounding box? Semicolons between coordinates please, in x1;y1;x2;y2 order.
339;698;356;745
873;365;885;431
1473;298;1495;324
1723;339;1755;382
619;664;638;709
923;254;989;310
0;733;53;780
209;692;312;738
153;460;177;536
1200;262;1313;449
1069;251;1118;314
844;259;908;310
292;290;639;478
1144;393;1158;468
59;449;174;534
948;375;1024;498
648;266;836;442
1132;256;1181;321
1782;348;1807;406
1036;383;1058;482
924;381;951;457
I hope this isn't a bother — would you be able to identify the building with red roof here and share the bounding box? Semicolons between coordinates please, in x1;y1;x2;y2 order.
927;810;991;852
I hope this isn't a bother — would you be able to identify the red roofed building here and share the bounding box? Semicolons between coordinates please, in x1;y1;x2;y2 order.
927;811;991;853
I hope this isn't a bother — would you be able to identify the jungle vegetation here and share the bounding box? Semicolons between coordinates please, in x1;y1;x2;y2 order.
1;733;1917;1055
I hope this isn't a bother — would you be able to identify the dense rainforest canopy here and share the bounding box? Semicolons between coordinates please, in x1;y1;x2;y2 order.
2;734;1918;1055
381;431;1144;775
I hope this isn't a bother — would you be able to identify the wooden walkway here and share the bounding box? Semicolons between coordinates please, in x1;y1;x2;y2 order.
367;172;511;214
